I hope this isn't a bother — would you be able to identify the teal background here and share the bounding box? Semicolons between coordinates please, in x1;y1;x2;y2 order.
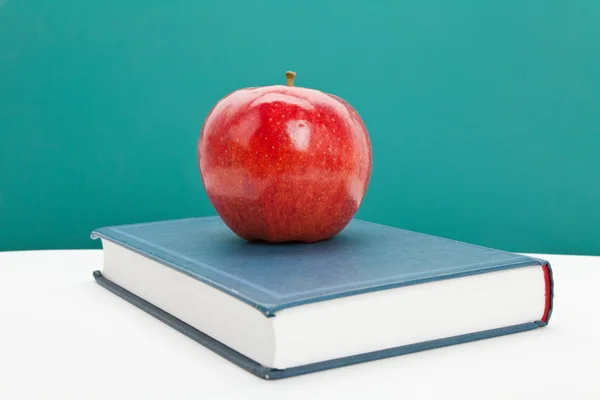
1;1;599;254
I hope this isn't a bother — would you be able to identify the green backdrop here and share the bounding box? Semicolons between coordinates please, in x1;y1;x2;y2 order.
1;1;599;254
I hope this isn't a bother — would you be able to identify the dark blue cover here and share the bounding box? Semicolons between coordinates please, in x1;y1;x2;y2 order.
91;216;550;316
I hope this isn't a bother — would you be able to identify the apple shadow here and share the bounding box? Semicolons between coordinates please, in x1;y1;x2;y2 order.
215;229;371;258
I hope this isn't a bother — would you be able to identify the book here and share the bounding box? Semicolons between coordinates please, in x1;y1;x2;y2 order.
91;216;553;380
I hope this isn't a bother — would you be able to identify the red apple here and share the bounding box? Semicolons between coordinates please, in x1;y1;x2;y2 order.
198;71;372;242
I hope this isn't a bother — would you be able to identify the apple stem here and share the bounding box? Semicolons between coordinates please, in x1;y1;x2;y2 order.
286;71;296;86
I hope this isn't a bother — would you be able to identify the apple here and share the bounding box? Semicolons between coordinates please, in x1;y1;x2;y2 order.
198;71;372;242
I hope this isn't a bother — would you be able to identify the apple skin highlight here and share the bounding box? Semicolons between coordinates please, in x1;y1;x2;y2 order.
198;72;372;243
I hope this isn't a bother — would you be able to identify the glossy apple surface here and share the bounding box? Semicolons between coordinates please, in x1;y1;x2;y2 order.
198;73;372;242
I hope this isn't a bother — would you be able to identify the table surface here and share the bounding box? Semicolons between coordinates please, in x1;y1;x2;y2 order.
0;250;598;399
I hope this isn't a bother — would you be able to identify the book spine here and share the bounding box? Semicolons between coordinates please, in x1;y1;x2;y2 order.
541;263;554;325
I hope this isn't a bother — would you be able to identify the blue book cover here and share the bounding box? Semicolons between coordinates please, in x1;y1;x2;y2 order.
92;217;553;379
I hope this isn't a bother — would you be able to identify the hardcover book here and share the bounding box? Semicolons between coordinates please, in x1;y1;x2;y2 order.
91;217;553;380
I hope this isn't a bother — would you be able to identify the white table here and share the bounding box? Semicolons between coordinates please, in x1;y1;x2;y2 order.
0;250;598;399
